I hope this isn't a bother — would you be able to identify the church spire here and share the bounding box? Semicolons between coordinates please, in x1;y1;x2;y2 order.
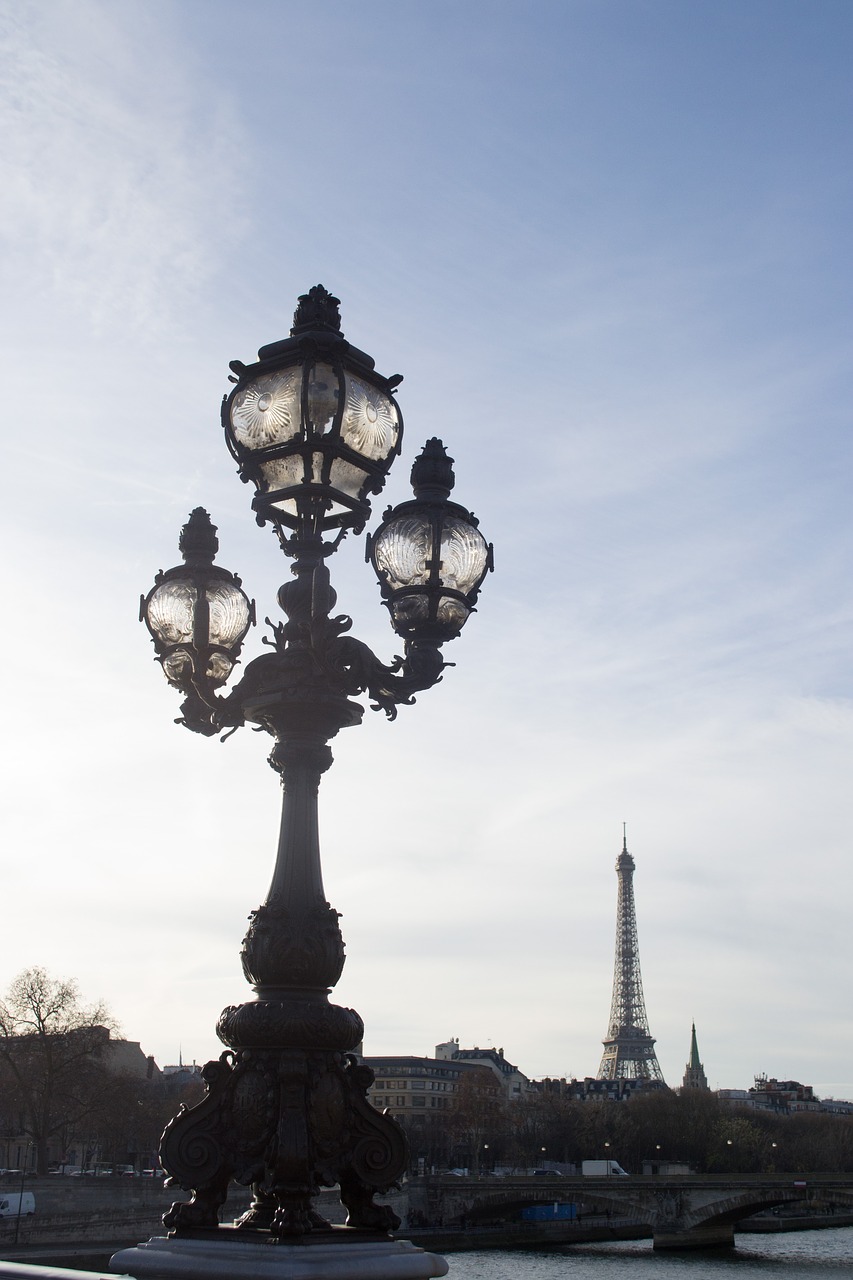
682;1022;709;1091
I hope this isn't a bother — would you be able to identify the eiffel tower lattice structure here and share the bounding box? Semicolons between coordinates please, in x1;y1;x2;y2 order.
597;830;665;1082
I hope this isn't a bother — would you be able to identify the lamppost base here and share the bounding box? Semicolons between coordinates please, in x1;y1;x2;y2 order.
110;1231;449;1280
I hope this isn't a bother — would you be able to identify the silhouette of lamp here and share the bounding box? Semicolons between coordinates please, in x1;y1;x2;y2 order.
134;286;492;1278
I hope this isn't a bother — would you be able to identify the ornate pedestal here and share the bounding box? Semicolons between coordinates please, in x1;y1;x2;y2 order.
110;1233;449;1280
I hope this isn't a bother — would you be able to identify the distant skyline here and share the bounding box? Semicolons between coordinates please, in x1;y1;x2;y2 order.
1;0;852;1098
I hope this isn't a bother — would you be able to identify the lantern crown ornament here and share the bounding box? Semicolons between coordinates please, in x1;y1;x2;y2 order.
222;284;404;544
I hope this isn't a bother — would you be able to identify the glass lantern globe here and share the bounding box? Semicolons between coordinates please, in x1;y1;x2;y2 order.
367;439;493;643
140;508;254;692
222;286;403;538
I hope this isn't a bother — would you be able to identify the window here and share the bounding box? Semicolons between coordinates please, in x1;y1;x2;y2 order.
412;1097;426;1107
412;1080;425;1089
396;1096;406;1106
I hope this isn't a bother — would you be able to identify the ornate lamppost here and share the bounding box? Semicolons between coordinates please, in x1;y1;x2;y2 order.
123;287;492;1280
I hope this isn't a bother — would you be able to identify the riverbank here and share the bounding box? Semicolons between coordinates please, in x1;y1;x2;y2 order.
737;1212;853;1233
407;1220;650;1252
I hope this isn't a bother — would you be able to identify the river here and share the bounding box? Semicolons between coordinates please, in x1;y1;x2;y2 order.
446;1228;853;1278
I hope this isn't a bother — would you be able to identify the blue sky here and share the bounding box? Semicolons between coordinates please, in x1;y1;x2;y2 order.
1;0;852;1097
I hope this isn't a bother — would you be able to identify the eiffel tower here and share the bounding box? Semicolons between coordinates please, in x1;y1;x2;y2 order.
597;829;665;1082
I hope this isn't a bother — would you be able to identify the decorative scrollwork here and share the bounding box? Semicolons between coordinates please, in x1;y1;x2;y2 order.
169;561;449;737
159;1053;236;1229
240;900;346;990
217;999;363;1052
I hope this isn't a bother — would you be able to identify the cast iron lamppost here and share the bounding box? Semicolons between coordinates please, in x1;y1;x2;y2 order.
136;287;491;1264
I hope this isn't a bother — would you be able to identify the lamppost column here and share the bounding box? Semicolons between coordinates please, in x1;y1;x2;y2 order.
238;729;352;1003
266;736;332;914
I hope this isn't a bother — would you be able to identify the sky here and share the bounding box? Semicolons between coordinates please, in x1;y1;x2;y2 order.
1;0;852;1099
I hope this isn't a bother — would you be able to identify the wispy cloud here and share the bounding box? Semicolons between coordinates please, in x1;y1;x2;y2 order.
0;0;245;335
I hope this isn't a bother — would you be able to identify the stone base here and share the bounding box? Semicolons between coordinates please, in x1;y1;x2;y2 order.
109;1233;449;1280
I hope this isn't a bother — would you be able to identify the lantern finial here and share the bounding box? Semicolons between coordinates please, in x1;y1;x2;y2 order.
179;507;219;565
411;438;455;502
291;285;342;336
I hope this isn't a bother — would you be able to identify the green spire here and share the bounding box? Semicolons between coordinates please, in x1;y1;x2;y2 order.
689;1022;702;1069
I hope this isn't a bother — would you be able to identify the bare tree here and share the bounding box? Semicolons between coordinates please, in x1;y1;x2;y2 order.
451;1068;506;1173
0;968;116;1173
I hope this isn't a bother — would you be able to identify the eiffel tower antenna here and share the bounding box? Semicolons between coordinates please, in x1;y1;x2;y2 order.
598;829;665;1082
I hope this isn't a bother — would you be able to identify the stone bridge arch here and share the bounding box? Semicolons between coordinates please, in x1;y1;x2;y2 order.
421;1174;853;1249
651;1183;853;1249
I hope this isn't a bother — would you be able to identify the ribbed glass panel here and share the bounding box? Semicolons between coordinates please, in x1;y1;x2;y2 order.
372;515;433;587
147;580;197;644
306;362;339;434
390;595;429;627
206;652;234;685
259;454;305;493
162;647;193;685
436;595;470;632
206;581;251;647
270;496;299;516
329;457;369;500
439;517;489;594
341;374;399;463
230;369;301;450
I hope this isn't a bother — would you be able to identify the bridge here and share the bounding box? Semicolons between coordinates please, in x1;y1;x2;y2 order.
413;1173;853;1249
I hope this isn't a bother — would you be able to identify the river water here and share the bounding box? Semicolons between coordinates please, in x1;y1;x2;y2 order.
446;1229;853;1279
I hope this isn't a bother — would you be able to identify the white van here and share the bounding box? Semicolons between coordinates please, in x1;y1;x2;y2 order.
0;1193;35;1217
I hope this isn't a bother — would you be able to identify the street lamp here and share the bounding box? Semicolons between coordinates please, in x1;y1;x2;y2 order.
132;288;491;1276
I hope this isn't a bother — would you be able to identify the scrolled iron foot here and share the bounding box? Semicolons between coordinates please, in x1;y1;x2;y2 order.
163;1182;228;1231
339;1171;401;1233
271;1197;321;1237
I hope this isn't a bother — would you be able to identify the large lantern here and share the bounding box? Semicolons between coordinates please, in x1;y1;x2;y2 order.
222;285;403;537
140;508;254;693
367;438;493;643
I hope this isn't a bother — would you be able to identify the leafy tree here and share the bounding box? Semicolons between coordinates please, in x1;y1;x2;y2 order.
0;967;116;1173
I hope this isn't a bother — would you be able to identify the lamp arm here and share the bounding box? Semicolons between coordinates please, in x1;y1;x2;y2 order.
201;616;448;736
356;638;448;720
289;612;448;719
